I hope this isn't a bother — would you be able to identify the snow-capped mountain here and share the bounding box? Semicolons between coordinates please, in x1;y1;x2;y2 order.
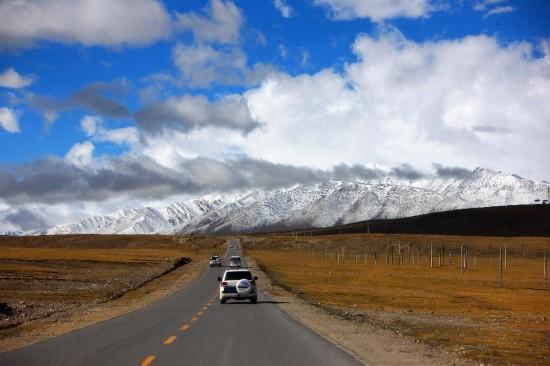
45;168;550;235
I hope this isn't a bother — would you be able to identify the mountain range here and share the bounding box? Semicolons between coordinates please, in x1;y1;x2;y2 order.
42;168;550;236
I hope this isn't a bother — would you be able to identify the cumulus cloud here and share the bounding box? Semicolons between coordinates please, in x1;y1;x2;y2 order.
433;163;473;179
135;94;260;134
0;151;450;207
242;30;550;181
80;115;139;145
3;208;48;231
313;0;433;21
172;43;274;88
0;155;197;205
0;68;34;89
0;107;20;133
176;0;243;45
30;80;129;122
274;0;294;18
65;141;95;167
0;0;173;48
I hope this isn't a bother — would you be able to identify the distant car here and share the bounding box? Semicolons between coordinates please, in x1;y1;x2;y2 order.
209;256;222;267
218;269;258;304
229;255;241;268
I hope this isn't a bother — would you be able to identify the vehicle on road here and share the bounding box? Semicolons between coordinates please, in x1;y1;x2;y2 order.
209;255;222;267
218;269;258;304
229;255;241;268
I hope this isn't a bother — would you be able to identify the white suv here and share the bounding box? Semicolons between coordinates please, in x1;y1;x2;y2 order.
229;255;241;268
209;256;222;267
218;269;258;304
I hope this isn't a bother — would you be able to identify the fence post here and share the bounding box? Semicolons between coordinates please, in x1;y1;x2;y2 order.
465;246;468;270
499;247;503;288
544;253;548;291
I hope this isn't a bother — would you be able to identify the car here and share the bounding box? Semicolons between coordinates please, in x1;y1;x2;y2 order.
209;255;222;267
218;269;258;304
229;255;241;268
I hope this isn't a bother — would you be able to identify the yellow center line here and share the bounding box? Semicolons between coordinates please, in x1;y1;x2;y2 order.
140;355;156;366
191;317;198;321
180;324;190;331
163;335;177;345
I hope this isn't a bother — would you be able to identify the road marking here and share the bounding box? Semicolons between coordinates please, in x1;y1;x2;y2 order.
191;317;198;321
164;336;177;345
141;355;156;366
197;311;204;316
180;324;190;331
202;306;208;310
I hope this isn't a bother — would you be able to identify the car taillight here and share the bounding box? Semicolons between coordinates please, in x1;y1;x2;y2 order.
221;281;228;287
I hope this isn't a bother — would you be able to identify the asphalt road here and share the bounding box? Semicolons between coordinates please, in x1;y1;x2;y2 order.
0;238;361;366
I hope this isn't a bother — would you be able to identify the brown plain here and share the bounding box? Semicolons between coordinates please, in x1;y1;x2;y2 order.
0;235;224;349
245;233;550;365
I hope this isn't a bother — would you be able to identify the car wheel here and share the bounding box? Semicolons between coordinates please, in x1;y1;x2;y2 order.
220;299;226;304
250;297;257;304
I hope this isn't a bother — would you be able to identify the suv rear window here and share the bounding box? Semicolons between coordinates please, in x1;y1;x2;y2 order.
224;271;252;280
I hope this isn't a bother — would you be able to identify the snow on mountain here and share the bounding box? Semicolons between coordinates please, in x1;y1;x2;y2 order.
45;168;550;235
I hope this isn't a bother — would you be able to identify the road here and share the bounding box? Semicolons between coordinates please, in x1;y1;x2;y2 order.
0;238;361;366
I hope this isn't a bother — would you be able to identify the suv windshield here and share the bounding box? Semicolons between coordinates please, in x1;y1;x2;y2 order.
225;271;252;280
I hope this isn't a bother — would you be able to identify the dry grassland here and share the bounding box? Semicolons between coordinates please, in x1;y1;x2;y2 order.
0;235;224;337
245;233;550;365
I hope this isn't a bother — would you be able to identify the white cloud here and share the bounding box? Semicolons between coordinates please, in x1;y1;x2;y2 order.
172;43;274;88
135;94;260;134
0;0;172;48
485;6;515;17
235;31;550;180
80;115;139;145
313;0;433;21
274;0;294;18
474;0;509;11
0;107;20;133
176;0;243;45
0;68;34;89
65;141;95;167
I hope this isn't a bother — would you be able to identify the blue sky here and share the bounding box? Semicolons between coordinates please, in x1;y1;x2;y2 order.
0;0;549;230
1;0;548;163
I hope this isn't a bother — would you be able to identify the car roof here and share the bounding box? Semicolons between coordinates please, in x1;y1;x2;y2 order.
224;268;250;272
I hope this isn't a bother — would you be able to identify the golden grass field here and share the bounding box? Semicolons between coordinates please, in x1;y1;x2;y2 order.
0;235;224;334
245;233;550;365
